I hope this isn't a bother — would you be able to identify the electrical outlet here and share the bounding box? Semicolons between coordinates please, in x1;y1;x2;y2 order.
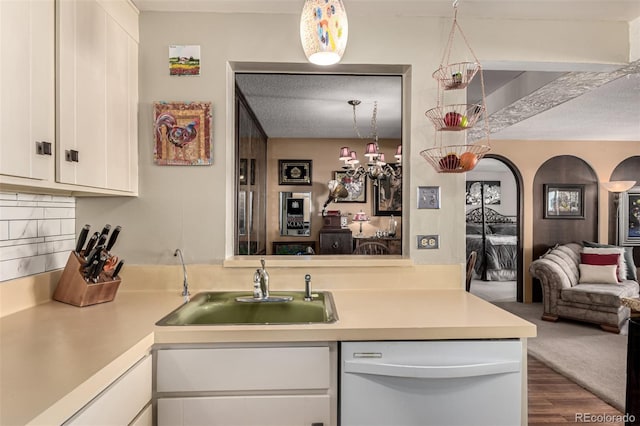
417;235;439;249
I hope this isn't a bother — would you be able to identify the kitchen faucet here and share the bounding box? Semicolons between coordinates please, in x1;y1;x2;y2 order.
258;257;270;299
174;248;190;303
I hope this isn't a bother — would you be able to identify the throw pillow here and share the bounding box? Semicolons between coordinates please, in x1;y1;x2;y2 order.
578;264;619;285
583;241;638;281
580;252;621;281
582;247;627;282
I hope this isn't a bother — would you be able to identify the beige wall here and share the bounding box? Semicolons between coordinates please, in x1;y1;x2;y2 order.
75;10;633;279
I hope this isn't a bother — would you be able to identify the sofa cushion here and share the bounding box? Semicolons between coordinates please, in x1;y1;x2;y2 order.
562;280;640;307
583;241;637;281
582;247;626;281
580;252;621;281
578;264;619;284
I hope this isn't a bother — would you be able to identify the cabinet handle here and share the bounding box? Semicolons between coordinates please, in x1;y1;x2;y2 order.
65;150;79;162
331;241;339;249
36;141;52;156
311;423;324;426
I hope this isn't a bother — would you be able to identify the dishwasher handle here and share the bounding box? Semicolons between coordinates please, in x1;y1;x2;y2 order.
344;359;520;379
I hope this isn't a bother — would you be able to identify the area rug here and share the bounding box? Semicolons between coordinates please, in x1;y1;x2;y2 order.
494;301;628;412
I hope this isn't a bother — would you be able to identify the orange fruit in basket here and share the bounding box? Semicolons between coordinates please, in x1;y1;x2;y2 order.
459;151;478;171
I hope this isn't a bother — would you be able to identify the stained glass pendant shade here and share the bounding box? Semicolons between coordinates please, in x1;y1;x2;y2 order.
300;0;349;66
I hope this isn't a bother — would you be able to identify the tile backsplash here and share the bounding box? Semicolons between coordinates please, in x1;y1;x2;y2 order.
0;192;76;282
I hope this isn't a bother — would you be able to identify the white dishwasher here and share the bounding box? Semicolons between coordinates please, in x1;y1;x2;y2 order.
340;340;523;426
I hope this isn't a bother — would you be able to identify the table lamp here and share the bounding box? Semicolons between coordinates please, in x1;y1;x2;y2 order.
353;210;369;237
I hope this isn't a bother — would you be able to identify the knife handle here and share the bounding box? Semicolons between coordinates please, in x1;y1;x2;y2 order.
85;260;98;282
112;259;124;278
75;224;90;254
100;224;111;238
106;225;121;252
83;232;99;258
92;255;108;282
95;233;108;250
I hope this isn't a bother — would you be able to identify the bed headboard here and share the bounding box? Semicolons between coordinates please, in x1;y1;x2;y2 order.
466;207;516;224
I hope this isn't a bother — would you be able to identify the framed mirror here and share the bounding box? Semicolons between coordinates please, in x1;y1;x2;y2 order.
280;192;312;236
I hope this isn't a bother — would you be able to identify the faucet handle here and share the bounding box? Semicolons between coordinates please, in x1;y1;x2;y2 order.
304;274;312;301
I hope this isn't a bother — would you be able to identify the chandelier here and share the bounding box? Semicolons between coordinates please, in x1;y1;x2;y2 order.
339;100;402;184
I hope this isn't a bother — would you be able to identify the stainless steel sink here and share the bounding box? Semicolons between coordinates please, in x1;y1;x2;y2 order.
156;291;338;325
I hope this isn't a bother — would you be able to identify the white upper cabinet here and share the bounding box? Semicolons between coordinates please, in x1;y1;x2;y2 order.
57;0;138;193
0;0;55;181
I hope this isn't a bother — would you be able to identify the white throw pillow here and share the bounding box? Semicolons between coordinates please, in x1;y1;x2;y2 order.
582;247;626;281
578;264;619;284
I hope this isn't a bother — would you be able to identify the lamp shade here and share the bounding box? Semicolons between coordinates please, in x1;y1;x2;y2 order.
300;0;348;66
602;180;636;193
353;211;368;221
339;146;351;161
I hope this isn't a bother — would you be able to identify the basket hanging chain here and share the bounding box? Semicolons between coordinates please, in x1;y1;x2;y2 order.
440;9;480;67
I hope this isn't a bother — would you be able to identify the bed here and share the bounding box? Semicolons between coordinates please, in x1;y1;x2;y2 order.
466;207;517;281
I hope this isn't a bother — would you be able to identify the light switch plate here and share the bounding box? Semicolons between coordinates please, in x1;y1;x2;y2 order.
417;186;440;209
417;235;439;249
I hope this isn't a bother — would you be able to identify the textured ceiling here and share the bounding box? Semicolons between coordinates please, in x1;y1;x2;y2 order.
236;73;403;139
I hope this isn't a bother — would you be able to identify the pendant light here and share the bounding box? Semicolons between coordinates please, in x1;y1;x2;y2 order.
300;0;348;66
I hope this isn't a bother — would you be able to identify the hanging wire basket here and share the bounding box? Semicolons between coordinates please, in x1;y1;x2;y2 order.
432;62;480;90
425;103;484;131
419;143;490;173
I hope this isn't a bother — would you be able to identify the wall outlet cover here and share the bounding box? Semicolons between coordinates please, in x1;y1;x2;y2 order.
417;186;440;209
417;235;439;249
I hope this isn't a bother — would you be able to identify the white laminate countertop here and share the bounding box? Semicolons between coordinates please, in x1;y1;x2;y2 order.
0;289;535;425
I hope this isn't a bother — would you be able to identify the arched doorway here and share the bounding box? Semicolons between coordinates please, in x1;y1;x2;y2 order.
465;155;524;302
531;155;599;302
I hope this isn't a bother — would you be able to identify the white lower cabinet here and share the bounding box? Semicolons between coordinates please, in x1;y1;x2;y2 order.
158;395;330;426
154;343;336;426
65;354;152;425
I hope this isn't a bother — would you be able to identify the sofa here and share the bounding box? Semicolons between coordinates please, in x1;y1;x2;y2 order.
530;242;640;333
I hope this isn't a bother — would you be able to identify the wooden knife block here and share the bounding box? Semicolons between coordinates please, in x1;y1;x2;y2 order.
53;252;121;307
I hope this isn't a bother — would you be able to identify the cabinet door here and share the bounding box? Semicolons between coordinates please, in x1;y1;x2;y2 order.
0;0;54;180
57;0;137;192
65;355;152;425
158;395;330;426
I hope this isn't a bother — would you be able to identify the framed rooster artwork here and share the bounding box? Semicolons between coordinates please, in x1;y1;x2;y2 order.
153;101;212;165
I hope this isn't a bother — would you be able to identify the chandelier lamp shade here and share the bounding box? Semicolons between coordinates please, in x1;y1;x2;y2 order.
300;0;348;66
339;100;402;184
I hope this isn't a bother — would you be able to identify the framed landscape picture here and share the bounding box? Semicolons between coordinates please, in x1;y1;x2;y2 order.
544;184;585;219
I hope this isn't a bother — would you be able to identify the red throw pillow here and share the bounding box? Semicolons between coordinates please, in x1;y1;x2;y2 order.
580;253;621;282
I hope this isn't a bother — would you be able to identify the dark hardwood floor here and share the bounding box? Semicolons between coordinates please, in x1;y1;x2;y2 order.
528;356;625;425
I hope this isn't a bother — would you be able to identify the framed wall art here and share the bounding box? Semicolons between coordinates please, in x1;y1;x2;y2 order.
544;184;585;219
373;166;402;216
466;181;501;205
279;160;312;185
620;186;640;245
169;45;201;76
333;171;366;203
153;101;212;166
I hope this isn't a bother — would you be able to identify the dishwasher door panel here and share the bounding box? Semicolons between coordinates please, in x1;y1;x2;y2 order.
340;340;522;426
